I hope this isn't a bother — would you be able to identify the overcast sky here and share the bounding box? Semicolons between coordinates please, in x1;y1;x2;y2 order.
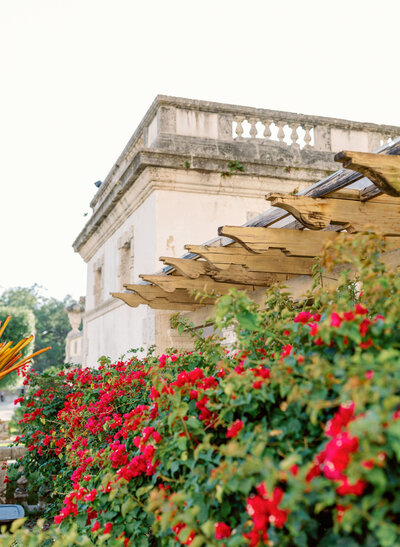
1;0;399;301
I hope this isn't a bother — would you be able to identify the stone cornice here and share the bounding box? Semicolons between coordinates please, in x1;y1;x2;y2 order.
73;144;337;260
88;95;400;212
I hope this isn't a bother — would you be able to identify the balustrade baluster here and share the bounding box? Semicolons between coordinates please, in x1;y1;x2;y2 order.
290;124;299;148
234;117;244;140
276;122;286;144
304;125;312;149
249;118;258;139
263;120;272;141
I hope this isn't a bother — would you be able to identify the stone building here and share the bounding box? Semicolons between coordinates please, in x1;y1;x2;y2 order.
73;96;398;366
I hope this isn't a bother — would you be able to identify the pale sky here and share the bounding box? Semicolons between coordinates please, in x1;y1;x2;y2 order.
1;0;399;301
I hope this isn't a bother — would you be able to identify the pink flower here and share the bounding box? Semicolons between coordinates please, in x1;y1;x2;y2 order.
330;312;342;327
215;522;231;539
365;370;374;380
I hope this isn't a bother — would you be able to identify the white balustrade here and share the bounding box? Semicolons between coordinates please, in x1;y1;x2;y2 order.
233;116;316;149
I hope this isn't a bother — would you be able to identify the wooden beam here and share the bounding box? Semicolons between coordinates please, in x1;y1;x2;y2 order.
160;256;216;279
123;284;214;305
335;150;400;197
218;226;338;256
211;265;290;286
266;193;400;234
140;274;254;294
185;245;315;274
219;225;400;256
160;255;289;286
111;291;202;311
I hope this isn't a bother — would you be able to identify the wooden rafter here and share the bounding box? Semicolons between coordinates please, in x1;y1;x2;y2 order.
123;284;214;306
111;291;203;311
140;274;254;294
184;245;315;274
266;193;400;234
160;256;216;279
335;150;400;197
211;266;290;286
218;226;338;256
161;255;290;286
219;224;400;256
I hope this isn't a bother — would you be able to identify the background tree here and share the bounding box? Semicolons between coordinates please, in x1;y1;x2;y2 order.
0;307;35;387
0;285;74;374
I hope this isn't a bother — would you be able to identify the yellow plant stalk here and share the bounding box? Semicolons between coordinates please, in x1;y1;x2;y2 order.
0;316;51;380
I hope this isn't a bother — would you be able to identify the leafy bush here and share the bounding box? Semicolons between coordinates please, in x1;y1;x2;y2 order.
6;233;400;546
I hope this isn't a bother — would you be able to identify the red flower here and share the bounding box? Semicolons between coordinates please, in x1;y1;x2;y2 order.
359;339;373;349
293;311;312;324
91;521;100;532
281;344;293;358
103;522;113;534
325;402;355;437
359;318;371;337
149;387;160;400
343;311;355;321
361;459;374;470
355;304;368;315
289;464;299;476
336;504;350;522
226;419;244;439
84;488;97;502
252;381;263;389
215;522;231;539
336;477;367;496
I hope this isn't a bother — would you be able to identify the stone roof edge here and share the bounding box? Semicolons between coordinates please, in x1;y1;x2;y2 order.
88;95;400;213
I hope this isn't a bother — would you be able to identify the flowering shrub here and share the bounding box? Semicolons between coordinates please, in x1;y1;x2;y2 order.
6;233;400;546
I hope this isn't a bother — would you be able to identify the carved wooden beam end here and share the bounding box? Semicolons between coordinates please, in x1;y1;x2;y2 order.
266;193;331;230
110;292;147;308
335;150;400;197
160;256;216;279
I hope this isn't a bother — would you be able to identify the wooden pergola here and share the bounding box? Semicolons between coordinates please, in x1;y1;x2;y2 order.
112;146;400;312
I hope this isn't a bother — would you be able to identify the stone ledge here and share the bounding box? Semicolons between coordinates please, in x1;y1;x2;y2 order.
73;145;337;254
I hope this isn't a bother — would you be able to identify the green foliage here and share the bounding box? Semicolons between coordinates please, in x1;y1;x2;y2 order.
221;161;244;178
5;233;400;545
0;306;35;387
0;285;73;373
